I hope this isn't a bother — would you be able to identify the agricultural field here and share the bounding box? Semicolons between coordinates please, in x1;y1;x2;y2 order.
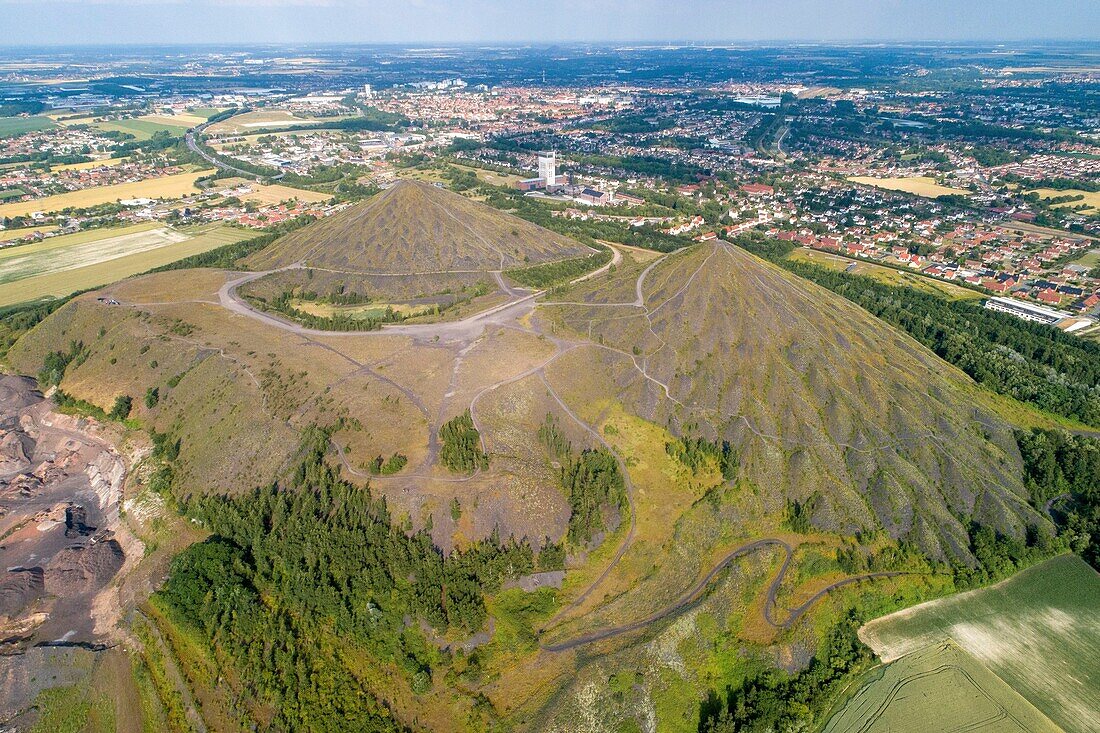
0;223;60;244
1029;187;1100;215
217;179;331;204
186;106;227;119
0;169;213;218
848;175;970;198
824;641;1062;733
0;115;56;138
0;223;258;306
91;117;191;141
859;555;1100;733
788;247;984;300
50;157;126;172
139;112;207;128
205;109;339;135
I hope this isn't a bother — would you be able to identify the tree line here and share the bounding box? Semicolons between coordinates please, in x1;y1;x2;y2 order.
732;233;1100;426
157;426;537;731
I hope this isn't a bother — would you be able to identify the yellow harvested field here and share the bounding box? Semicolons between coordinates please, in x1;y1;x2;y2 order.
1028;188;1100;215
140;113;207;127
0;170;214;218
848;176;969;198
224;183;332;205
0;224;258;307
0;224;59;243
51;157;126;172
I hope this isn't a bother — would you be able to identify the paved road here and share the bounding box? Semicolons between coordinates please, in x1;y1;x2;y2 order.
185;115;284;180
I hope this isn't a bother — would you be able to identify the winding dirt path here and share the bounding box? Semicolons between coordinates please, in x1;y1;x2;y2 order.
541;536;913;652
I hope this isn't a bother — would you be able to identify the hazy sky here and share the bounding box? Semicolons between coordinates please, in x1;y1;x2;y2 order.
0;0;1097;46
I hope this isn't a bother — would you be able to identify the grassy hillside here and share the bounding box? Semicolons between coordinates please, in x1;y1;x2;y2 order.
243;179;593;273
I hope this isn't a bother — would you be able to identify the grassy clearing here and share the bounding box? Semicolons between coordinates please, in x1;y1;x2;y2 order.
1071;248;1100;269
1028;187;1100;215
0;115;56;137
0;169;213;218
0;224;258;306
860;555;1100;733
848;175;969;198
92;118;189;141
824;641;1061;733
788;247;983;300
27;683;115;733
186;107;226;120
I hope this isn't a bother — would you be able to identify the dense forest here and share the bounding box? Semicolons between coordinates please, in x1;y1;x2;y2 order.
157;427;536;731
699;611;870;733
1016;428;1100;568
732;234;1100;426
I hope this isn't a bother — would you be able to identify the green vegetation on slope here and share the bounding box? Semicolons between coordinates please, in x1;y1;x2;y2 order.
504;245;613;288
700;611;870;733
1016;428;1100;568
733;233;1100;427
439;410;489;473
562;448;626;546
156;427;536;731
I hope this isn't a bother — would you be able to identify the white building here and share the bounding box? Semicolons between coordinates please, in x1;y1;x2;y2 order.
538;151;557;187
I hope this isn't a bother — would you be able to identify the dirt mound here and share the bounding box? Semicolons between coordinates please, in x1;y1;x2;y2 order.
0;375;41;413
0;568;45;620
44;540;124;598
0;431;31;474
243;179;592;274
547;242;1043;560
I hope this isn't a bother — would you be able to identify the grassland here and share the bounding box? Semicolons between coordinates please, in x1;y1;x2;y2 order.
0;223;258;306
1029;187;1100;215
824;641;1062;733
860;555;1100;733
0;169;213;218
1072;248;1100;269
0;116;56;138
788;247;984;300
848;175;970;198
91;118;190;141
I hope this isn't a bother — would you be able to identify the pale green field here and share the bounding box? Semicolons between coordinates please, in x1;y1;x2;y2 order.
0;224;257;306
825;641;1062;733
92;118;190;141
859;555;1100;733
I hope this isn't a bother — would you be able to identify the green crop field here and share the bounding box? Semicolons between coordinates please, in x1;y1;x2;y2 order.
824;641;1062;733
0;223;259;306
92;118;190;141
0;115;56;138
859;555;1100;733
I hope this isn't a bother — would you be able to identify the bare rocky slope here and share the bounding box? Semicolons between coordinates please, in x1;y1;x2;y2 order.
544;242;1044;559
242;179;593;273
